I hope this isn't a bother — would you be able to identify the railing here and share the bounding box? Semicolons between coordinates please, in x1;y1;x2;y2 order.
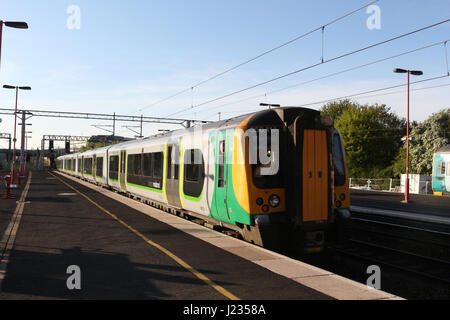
349;178;433;194
349;178;401;192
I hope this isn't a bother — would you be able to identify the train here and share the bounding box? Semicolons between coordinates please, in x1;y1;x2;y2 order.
56;107;351;253
432;145;450;195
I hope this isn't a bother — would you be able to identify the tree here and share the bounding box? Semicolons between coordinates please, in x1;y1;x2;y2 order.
320;99;355;121
321;100;406;178
390;147;406;178
78;141;109;152
409;108;450;175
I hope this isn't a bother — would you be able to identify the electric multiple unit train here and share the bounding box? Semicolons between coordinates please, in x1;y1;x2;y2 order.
56;107;350;253
432;145;450;195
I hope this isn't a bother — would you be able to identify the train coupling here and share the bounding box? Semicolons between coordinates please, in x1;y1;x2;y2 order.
303;231;325;253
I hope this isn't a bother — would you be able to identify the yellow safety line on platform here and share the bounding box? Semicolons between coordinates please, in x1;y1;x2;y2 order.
49;171;240;301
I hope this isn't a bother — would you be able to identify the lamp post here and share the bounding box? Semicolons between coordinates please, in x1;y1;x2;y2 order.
3;85;31;187
393;68;423;203
0;21;28;68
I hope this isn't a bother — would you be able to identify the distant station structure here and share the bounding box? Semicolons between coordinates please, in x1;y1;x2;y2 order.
0;107;212;170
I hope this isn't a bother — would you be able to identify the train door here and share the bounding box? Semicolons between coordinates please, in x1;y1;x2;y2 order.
93;155;97;180
212;131;230;220
165;143;182;208
299;126;329;222
433;156;449;193
446;161;450;192
120;150;127;190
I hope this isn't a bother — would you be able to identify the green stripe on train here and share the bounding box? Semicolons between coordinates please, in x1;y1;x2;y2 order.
127;182;163;194
208;128;252;226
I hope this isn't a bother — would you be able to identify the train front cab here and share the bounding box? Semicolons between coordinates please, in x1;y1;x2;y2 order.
287;109;335;253
230;108;337;253
432;148;450;195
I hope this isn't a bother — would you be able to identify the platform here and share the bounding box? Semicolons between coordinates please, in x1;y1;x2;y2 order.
351;189;450;218
0;170;400;300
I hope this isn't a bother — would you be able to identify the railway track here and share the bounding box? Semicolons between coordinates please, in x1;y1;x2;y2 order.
318;210;450;299
350;211;450;263
127;187;450;287
330;239;450;285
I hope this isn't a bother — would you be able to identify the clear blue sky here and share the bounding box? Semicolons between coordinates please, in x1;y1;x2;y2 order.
0;0;449;149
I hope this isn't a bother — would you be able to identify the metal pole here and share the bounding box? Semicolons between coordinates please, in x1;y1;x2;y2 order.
140;114;143;138
8;135;11;161
405;71;410;203
11;87;18;186
41;138;45;170
25;135;28;172
113;112;116;137
20;110;25;176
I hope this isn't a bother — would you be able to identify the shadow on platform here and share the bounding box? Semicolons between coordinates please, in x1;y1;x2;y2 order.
0;246;231;300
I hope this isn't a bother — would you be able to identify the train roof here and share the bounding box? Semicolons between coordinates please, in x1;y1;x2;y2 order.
435;145;450;154
57;107;324;160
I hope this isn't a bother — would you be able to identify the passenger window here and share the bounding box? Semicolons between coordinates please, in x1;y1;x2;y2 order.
143;153;152;177
251;128;283;189
173;146;179;180
153;153;163;178
97;157;103;178
437;162;446;175
218;141;225;188
127;154;142;176
109;155;119;180
184;149;205;197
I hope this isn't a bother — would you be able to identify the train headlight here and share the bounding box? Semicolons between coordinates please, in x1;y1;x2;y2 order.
268;195;280;208
256;198;264;206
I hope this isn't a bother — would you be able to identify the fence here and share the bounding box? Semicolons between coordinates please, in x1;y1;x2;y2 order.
349;178;433;194
349;178;401;192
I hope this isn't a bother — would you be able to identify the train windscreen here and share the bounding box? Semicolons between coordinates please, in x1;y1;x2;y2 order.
333;133;346;186
252;128;283;189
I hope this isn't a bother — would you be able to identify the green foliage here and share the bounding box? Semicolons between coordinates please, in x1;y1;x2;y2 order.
78;141;110;152
320;99;355;121
321;101;449;179
389;147;406;178
409;108;450;175
321;100;405;178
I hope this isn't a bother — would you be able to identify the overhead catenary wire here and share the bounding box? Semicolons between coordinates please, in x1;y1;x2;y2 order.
346;82;450;100
184;39;449;120
126;0;380;116
202;76;450;121
166;18;450;118
444;41;449;75
292;74;450;108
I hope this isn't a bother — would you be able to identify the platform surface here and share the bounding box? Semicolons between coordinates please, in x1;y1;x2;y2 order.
351;189;450;218
0;170;399;300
